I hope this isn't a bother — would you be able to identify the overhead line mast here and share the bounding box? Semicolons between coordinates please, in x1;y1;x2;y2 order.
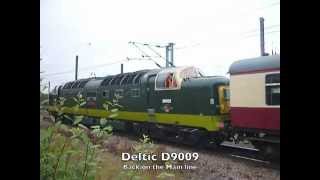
260;17;266;56
129;41;175;68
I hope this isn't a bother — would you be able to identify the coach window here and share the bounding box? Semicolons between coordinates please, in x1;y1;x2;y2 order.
266;73;280;105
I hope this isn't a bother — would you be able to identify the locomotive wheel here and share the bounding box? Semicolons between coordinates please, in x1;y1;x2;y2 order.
195;135;209;149
54;114;73;125
132;123;149;137
124;122;134;133
64;117;74;125
207;133;224;148
188;134;199;145
191;130;211;148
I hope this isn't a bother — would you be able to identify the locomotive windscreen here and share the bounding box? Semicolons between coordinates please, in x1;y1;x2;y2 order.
155;66;202;91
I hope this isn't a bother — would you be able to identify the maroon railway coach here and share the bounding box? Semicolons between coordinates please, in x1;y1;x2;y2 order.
228;55;280;156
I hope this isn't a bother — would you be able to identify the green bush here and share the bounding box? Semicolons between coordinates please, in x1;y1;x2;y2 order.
40;122;100;180
40;94;116;180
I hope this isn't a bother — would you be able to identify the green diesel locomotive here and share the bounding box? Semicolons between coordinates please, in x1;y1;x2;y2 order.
48;66;230;145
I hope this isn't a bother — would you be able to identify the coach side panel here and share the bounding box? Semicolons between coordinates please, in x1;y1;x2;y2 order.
230;71;280;132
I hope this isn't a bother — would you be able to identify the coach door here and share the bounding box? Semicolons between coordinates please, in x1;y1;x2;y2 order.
146;75;156;108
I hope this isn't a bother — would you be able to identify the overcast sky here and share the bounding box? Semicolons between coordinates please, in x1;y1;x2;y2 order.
40;0;279;88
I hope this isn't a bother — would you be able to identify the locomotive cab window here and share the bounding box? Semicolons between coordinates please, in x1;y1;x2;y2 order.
266;73;280;105
155;71;178;90
155;67;200;90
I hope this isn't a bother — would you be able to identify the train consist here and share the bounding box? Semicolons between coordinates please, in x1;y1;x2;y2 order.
48;55;280;158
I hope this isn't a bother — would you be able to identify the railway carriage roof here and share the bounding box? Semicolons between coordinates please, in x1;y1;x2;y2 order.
229;55;280;75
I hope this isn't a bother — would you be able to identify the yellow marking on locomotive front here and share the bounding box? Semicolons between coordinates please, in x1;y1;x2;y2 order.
218;85;230;114
47;106;226;131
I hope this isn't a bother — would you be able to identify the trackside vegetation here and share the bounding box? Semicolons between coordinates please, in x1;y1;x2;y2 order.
40;94;180;180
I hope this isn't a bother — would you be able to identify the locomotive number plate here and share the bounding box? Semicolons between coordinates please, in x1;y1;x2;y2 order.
162;99;172;103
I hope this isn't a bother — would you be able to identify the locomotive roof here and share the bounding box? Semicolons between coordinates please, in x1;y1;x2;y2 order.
59;67;205;89
99;69;155;86
84;78;104;89
229;55;280;75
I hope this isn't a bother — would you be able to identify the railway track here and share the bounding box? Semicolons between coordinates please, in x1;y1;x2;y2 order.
112;131;280;170
219;143;280;170
43;113;280;170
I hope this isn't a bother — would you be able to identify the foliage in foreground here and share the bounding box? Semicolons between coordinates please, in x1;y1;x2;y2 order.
41;94;178;180
40;122;99;180
115;134;176;180
40;94;114;180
